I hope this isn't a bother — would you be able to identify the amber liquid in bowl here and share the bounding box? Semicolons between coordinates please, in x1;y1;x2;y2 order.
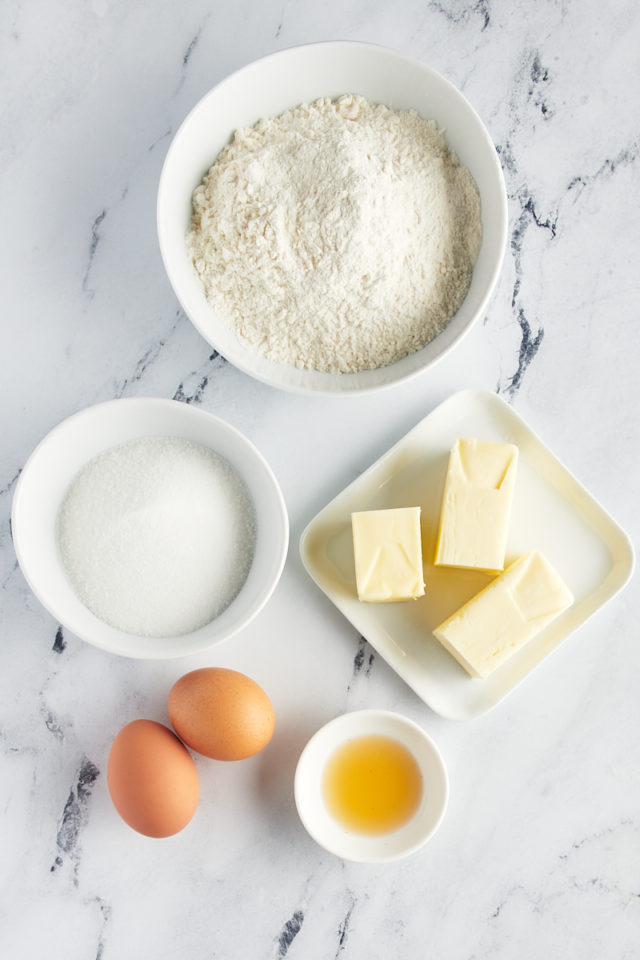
322;734;423;835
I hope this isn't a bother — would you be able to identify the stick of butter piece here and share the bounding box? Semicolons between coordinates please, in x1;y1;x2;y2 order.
434;437;519;573
352;507;425;602
433;551;573;678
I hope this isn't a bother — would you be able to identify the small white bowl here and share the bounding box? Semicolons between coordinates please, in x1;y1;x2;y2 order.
157;41;507;395
11;398;288;659
294;710;448;862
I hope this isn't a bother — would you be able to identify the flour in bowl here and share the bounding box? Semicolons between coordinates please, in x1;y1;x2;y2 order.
187;95;481;374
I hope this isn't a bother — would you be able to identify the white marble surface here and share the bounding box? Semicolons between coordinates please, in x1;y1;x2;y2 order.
2;1;639;957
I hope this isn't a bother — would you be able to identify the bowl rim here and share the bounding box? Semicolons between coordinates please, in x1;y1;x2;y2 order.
157;39;508;396
11;397;289;659
294;708;449;863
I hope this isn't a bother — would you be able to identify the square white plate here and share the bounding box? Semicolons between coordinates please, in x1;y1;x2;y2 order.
299;390;634;719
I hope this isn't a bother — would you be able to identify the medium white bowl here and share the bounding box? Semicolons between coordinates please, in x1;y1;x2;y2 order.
294;710;448;862
11;398;288;659
157;41;507;395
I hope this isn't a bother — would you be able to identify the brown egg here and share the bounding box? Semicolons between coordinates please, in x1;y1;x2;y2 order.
107;719;199;837
168;667;275;761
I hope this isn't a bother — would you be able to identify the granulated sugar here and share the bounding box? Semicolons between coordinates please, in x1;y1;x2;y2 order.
57;437;256;638
187;94;482;374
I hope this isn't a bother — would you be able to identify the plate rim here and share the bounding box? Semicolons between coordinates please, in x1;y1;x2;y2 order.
299;388;635;719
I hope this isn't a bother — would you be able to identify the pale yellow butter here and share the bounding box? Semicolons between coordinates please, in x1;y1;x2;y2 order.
434;437;519;573
352;507;425;602
433;551;574;678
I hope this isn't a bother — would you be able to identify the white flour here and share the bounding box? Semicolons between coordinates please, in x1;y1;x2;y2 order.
187;95;481;374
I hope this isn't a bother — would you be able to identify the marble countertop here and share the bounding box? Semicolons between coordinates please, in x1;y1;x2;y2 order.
2;1;639;957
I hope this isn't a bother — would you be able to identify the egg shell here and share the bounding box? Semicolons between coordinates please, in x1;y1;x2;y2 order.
107;719;199;837
168;667;275;761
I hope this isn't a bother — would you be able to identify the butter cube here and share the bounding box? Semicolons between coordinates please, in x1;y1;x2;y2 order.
433;551;573;678
352;507;425;602
435;438;518;573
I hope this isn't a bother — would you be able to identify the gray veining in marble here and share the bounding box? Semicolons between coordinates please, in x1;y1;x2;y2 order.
1;1;639;958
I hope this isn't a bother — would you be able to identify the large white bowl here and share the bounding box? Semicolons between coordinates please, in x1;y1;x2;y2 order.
11;398;289;659
157;41;507;395
294;710;448;863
